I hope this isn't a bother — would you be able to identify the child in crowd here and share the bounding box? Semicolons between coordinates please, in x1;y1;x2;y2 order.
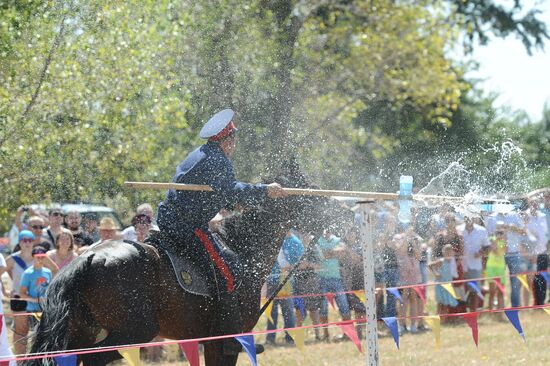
430;244;458;320
19;246;53;314
486;227;507;313
395;233;422;334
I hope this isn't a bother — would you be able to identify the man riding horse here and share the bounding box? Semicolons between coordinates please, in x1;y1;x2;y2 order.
156;109;286;355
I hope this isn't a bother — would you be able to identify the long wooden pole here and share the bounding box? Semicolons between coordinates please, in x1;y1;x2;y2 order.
359;203;379;365
124;181;483;202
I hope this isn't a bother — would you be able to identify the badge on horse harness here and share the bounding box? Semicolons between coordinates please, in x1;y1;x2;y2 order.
181;270;193;286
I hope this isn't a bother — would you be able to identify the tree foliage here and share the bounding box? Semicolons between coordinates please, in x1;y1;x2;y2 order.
449;0;549;54
0;0;548;231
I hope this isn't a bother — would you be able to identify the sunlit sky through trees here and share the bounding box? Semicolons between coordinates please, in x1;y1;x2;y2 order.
467;1;550;121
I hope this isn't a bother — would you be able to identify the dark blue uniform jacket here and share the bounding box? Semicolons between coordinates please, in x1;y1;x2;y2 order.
157;141;267;236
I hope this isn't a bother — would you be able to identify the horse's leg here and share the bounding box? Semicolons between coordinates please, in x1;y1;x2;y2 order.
79;322;160;366
203;340;239;366
79;350;121;366
76;243;161;365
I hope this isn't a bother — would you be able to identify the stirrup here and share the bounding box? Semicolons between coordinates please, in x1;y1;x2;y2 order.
222;339;264;355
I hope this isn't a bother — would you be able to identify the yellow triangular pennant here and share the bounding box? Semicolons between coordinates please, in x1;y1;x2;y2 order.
263;300;274;324
441;283;459;299
118;347;141;366
542;307;550;317
354;290;366;304
517;274;531;292
288;328;305;351
424;316;441;349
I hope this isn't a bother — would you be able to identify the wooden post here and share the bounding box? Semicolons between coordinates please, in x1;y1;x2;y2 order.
359;201;379;366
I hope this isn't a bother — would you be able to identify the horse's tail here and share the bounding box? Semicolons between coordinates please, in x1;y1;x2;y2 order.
23;254;95;366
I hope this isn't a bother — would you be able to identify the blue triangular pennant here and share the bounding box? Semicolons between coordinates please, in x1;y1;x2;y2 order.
54;354;77;366
293;297;306;319
235;335;258;366
504;310;525;341
386;288;403;304
541;271;550;284
382;317;399;349
467;281;484;300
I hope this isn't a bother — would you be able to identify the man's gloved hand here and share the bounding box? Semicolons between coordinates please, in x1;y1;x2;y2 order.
267;183;287;198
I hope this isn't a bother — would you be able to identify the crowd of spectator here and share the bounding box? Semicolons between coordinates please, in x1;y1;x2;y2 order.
264;191;550;344
0;203;157;359
1;191;549;355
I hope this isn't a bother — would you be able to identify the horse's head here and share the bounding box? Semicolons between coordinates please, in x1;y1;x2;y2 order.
263;157;356;239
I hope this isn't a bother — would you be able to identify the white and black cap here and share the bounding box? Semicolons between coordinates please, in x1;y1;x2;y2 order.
199;109;237;140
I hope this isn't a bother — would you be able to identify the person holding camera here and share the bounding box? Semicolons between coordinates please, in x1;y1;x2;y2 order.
6;230;36;355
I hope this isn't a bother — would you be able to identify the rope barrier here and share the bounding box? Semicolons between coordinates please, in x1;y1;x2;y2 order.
2;303;550;363
268;269;548;302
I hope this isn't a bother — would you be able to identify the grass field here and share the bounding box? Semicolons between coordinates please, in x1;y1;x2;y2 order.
152;309;550;366
3;274;548;365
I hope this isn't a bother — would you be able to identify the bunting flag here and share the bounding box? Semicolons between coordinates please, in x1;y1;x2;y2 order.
463;313;479;347
540;271;550;284
325;293;336;309
424;316;441;349
494;278;506;295
517;274;531;292
294;297;306;319
467;281;485;301
235;335;258;366
179;341;200;366
288;328;305;351
504;310;525;341
542;307;550;317
413;286;426;305
338;323;363;353
386;288;403;304
354;290;366;304
262;300;274;324
441;283;459;300
118;347;141;366
0;361;9;366
381;317;399;349
54;355;77;366
0;315;2;334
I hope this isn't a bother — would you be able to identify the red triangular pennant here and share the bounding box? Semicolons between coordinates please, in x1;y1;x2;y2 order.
413;286;426;305
494;278;506;295
325;293;336;309
463;313;479;347
179;341;200;366
0;314;3;335
338;323;363;353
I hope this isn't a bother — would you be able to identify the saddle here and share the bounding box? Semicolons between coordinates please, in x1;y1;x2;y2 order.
146;230;241;299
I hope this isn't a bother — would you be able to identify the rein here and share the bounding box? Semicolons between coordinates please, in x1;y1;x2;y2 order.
256;235;320;322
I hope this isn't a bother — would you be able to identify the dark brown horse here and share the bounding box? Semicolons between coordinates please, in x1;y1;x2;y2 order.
25;168;354;366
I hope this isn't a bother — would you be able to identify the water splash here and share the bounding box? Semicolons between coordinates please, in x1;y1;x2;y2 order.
417;160;473;197
416;139;532;207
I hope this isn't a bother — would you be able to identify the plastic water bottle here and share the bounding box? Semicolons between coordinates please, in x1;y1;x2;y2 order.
398;175;413;224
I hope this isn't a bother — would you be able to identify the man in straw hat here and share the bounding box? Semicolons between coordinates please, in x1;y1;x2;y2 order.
80;218;121;254
97;217;120;241
156;108;286;355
